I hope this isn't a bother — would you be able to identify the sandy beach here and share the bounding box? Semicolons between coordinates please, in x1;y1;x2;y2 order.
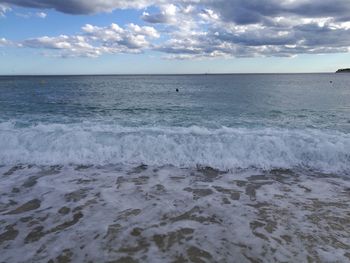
1;165;349;262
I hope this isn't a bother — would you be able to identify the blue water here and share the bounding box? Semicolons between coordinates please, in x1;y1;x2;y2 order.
0;74;349;172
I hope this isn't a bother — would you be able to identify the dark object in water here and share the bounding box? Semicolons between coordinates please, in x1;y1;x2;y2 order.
330;81;333;83
176;88;179;92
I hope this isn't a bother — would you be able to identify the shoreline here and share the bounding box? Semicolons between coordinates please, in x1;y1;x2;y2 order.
1;164;349;262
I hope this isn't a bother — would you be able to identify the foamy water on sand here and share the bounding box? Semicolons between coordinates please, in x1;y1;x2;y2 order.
1;165;350;262
0;74;350;262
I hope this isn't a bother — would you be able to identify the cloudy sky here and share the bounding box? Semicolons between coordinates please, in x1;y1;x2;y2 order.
1;0;350;74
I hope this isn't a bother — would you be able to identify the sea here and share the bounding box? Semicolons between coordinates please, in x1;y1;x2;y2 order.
0;74;349;262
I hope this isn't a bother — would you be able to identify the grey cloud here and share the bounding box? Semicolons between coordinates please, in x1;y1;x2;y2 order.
142;12;170;23
286;0;350;18
164;0;350;58
294;24;350;48
155;18;350;59
215;30;296;47
206;0;350;25
3;0;350;22
141;4;180;24
2;0;350;59
0;0;163;14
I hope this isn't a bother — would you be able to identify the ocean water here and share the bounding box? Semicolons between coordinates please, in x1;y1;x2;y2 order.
1;74;350;262
1;74;350;171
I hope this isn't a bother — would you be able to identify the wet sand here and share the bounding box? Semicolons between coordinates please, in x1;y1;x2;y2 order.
1;165;350;262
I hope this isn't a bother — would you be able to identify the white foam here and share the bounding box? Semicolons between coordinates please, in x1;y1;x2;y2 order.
0;121;349;173
1;165;349;262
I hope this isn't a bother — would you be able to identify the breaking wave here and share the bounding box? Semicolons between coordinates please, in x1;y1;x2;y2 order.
0;121;349;173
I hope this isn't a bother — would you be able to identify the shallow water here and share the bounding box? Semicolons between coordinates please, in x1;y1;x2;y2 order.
1;165;350;262
0;74;350;262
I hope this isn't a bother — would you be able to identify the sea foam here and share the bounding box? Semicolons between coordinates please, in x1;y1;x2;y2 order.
0;121;349;173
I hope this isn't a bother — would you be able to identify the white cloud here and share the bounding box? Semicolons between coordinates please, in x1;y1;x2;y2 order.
199;9;219;22
142;4;178;24
22;23;159;57
0;38;9;46
36;12;47;18
0;3;11;17
2;0;350;59
15;11;47;18
82;22;159;49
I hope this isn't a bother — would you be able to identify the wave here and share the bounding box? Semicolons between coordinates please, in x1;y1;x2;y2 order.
0;121;349;173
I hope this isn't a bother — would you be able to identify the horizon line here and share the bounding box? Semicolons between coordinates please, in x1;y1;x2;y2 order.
0;72;338;77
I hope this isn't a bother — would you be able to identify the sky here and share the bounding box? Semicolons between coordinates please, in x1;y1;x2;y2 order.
0;0;350;75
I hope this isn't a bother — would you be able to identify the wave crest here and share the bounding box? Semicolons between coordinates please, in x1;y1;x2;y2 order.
0;122;349;173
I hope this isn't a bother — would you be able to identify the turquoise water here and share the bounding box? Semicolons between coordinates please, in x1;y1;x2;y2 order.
0;74;349;172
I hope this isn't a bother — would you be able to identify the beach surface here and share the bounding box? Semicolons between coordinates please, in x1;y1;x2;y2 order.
1;165;350;262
